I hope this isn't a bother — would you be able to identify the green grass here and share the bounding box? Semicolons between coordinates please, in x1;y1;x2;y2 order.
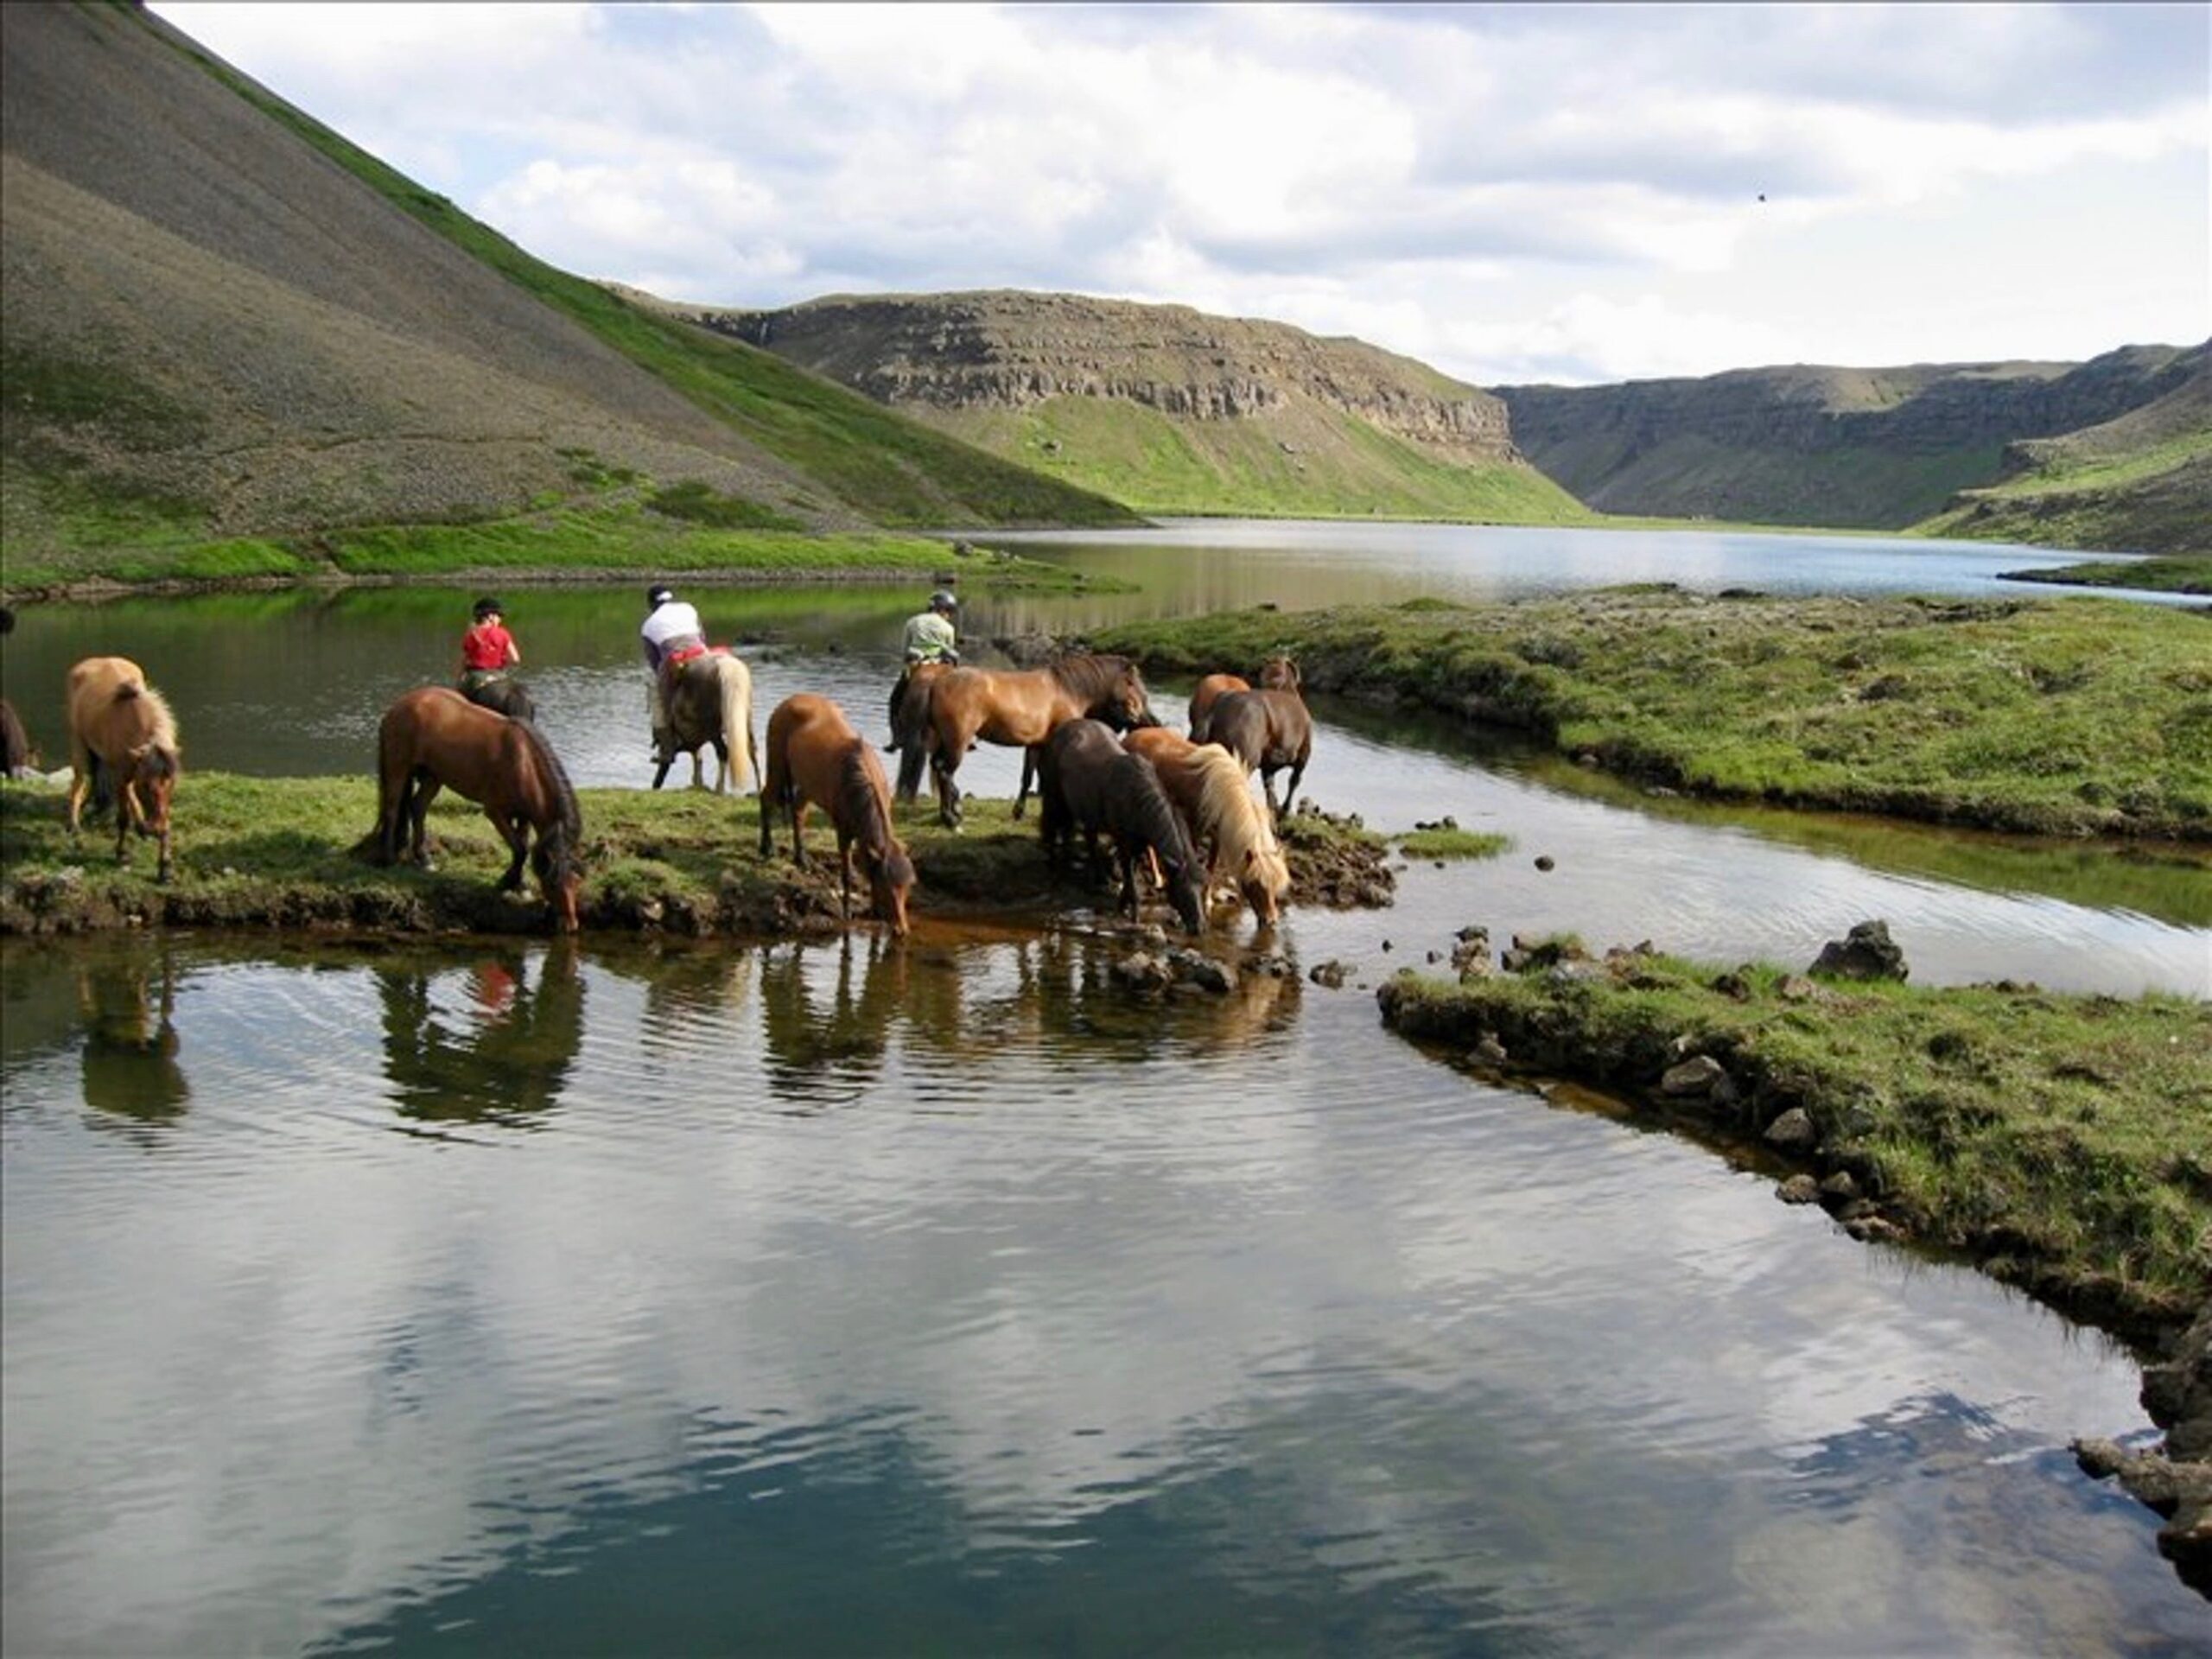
1396;825;1511;860
148;13;1139;534
2002;556;2212;595
1916;434;2212;557
1379;949;2212;1339
1095;588;2212;839
927;395;1593;522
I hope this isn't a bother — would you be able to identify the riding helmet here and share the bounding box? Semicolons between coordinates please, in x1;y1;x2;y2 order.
647;584;675;609
473;595;504;621
931;589;957;612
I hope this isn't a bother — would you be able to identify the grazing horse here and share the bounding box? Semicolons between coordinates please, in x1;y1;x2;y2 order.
374;686;583;932
652;652;757;795
461;676;537;722
1206;687;1313;822
907;652;1160;829
1187;655;1300;742
1;697;34;779
1037;718;1205;935
65;656;181;883
1124;726;1291;925
760;693;916;938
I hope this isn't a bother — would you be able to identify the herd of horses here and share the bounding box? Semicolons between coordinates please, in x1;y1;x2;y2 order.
41;637;1317;944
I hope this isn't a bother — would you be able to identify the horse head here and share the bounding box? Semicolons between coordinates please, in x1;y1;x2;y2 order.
1237;843;1289;927
1164;851;1207;936
1107;661;1160;731
532;829;584;934
867;844;917;938
1258;656;1301;691
125;742;178;833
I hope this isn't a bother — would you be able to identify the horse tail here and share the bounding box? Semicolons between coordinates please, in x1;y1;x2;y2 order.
894;677;936;803
719;657;757;793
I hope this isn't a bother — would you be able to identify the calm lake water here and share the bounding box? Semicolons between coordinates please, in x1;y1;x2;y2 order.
4;524;2209;1653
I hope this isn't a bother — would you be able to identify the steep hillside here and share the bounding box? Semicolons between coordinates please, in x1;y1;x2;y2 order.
0;3;1132;583
1493;347;2207;532
1918;347;2212;555
663;290;1591;523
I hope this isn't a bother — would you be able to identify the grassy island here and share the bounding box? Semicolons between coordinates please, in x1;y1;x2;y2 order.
1093;588;2212;841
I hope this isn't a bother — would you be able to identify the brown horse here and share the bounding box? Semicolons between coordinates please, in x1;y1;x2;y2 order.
891;658;957;804
374;687;583;932
1124;726;1291;925
652;652;757;795
906;652;1160;829
66;656;182;883
461;675;537;722
1037;718;1205;935
1207;687;1313;822
1186;656;1300;742
760;694;916;938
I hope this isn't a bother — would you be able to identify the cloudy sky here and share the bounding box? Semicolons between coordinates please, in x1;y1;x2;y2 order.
151;2;2208;386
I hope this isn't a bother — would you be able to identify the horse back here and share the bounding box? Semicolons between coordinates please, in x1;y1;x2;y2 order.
380;685;512;804
1212;688;1310;767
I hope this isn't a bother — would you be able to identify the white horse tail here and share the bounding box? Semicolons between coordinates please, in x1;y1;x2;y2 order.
718;655;757;794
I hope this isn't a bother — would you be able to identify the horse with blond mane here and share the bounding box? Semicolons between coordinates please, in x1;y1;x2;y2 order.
652;652;757;796
760;694;915;938
1124;726;1291;925
66;655;182;883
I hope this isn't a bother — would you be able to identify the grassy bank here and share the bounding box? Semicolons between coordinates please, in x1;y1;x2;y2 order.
1377;946;2212;1344
0;772;1391;938
2003;556;2212;596
0;501;1120;601
1093;588;2212;840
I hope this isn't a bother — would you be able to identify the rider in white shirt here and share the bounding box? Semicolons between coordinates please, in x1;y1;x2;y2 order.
641;584;708;753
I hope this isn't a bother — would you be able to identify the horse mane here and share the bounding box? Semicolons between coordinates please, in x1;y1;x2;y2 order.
512;719;582;849
1190;745;1287;894
839;749;913;882
1118;753;1196;871
125;683;181;766
1048;652;1134;700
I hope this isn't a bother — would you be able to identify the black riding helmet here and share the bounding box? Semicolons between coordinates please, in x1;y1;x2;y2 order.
473;595;504;621
646;584;675;610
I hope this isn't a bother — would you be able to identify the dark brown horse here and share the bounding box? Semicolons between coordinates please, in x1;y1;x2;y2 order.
891;658;957;804
1124;725;1290;925
1037;718;1205;935
1207;687;1313;822
461;675;537;722
373;687;583;932
1187;656;1300;742
652;652;757;795
66;656;182;883
760;694;916;938
906;653;1160;828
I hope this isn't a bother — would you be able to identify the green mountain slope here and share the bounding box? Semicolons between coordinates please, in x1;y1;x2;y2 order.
1494;347;2208;536
664;290;1592;523
0;3;1133;586
1916;346;2212;555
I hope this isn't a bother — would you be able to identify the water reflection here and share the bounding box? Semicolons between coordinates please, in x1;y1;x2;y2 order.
375;941;585;1125
77;945;189;1126
759;935;911;1109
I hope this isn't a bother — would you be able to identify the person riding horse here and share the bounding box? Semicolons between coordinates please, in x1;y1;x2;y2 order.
641;583;710;756
458;595;521;700
885;589;958;753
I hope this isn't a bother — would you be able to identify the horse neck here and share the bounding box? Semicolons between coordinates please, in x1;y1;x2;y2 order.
1051;653;1126;709
514;721;581;836
1195;750;1267;856
839;749;892;849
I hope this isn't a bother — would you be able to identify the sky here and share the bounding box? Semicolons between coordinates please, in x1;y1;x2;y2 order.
149;2;2209;387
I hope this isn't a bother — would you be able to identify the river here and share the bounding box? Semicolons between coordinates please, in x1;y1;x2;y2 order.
3;524;2208;1653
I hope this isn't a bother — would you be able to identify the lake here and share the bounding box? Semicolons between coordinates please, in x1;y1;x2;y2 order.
3;523;2209;1653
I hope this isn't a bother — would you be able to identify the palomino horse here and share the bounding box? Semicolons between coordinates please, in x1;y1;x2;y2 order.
373;686;583;932
1037;718;1205;935
1206;687;1313;823
66;656;182;883
760;694;916;938
1124;726;1291;925
1186;656;1300;742
906;652;1160;829
652;652;757;795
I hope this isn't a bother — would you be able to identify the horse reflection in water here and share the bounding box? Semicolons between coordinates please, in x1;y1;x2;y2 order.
78;945;189;1128
758;933;912;1110
375;941;586;1124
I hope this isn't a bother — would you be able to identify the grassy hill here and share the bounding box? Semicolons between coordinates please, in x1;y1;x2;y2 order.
1916;346;2212;555
0;3;1135;593
665;290;1594;524
1493;347;2209;541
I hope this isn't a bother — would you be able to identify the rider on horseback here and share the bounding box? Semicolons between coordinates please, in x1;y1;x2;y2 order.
885;589;958;752
641;583;708;754
459;595;521;698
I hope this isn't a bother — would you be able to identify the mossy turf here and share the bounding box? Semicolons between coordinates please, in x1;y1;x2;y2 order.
1095;588;2212;840
1378;948;2212;1344
2003;556;2212;596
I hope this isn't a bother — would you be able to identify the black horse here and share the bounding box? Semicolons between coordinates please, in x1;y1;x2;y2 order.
1037;718;1205;935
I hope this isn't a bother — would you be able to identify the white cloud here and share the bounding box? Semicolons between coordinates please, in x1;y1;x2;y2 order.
149;2;2211;383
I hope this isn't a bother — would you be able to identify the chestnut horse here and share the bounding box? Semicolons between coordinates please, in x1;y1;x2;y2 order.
374;687;583;932
652;652;757;795
66;656;181;883
760;694;916;938
1037;718;1205;935
891;658;957;804
905;653;1159;829
1124;726;1291;925
1187;655;1300;742
1206;687;1313;823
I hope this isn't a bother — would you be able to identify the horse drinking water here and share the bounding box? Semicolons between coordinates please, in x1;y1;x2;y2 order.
66;656;181;883
1124;725;1291;925
372;687;583;933
760;694;915;938
1037;718;1205;935
903;653;1160;829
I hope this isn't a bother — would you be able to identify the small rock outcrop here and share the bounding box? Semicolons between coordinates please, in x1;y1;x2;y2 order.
1809;919;1910;981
